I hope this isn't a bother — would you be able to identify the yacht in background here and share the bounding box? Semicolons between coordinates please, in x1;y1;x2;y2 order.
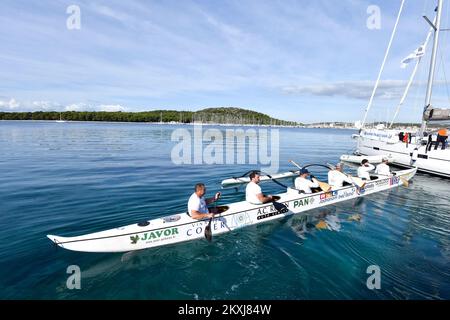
350;0;450;178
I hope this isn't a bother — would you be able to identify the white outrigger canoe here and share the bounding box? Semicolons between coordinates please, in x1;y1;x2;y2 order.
340;154;395;165
47;167;416;253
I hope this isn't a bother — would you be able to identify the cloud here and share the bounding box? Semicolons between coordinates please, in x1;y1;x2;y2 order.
0;98;20;110
282;80;421;100
32;101;64;110
89;3;131;23
0;99;128;112
0;0;442;123
97;104;126;112
64;103;128;112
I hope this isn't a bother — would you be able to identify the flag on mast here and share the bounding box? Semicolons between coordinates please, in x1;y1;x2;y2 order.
400;45;425;68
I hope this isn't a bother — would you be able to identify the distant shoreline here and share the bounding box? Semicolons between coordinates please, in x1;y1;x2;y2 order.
2;119;428;130
0;119;363;129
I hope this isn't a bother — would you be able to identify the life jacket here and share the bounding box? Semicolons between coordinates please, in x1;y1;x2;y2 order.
438;128;448;136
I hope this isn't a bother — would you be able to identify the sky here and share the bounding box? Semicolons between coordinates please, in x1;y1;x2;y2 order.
1;0;450;123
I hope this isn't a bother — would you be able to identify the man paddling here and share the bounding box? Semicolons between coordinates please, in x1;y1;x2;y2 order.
375;157;391;176
327;163;354;189
294;168;320;194
357;159;375;180
188;183;221;220
246;171;273;204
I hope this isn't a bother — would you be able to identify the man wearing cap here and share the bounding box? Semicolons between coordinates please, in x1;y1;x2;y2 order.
357;159;375;180
375;157;391;176
328;163;354;189
294;168;320;194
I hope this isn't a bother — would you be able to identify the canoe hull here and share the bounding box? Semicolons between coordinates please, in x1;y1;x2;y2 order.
48;168;416;253
340;154;395;165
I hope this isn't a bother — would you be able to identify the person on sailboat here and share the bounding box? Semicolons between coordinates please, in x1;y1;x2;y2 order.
294;168;320;194
187;183;221;220
426;132;437;152
328;163;353;189
246;171;273;205
403;132;410;148
435;128;448;150
375;157;391;176
357;159;375;180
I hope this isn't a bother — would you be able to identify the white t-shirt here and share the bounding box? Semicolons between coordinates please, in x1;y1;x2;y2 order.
375;163;391;176
328;170;353;188
188;193;208;215
357;164;375;180
294;177;319;194
246;181;263;204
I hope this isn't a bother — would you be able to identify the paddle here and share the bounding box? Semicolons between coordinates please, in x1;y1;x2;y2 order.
398;175;409;187
204;192;220;242
204;214;214;242
258;171;289;189
288;160;332;192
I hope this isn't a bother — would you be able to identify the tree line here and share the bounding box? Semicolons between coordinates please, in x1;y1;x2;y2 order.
0;108;300;126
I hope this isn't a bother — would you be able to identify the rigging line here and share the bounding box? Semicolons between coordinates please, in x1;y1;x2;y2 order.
440;0;450;104
440;50;450;104
361;0;406;129
422;0;429;16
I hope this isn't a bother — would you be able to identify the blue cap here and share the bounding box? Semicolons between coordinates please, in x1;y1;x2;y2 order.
300;168;310;175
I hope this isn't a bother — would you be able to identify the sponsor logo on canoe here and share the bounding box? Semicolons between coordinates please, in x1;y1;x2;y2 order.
374;178;389;187
320;189;356;203
256;202;289;220
163;215;181;223
130;227;179;244
320;191;337;201
292;197;314;209
364;183;375;190
357;183;375;195
389;176;400;185
230;212;252;229
186;220;227;236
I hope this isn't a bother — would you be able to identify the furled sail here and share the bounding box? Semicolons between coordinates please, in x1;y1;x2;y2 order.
423;106;450;121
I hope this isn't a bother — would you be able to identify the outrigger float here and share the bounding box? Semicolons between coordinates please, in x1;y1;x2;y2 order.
47;165;417;253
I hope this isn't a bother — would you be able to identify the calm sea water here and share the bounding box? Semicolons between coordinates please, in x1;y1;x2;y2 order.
0;121;449;300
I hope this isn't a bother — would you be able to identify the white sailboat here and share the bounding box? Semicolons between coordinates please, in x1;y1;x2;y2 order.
351;0;450;178
55;112;66;123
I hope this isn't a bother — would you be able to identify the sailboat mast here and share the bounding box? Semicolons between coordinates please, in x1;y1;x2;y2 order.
420;0;444;136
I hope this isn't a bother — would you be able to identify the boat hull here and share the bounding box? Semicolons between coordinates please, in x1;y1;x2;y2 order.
47;168;416;253
355;134;450;178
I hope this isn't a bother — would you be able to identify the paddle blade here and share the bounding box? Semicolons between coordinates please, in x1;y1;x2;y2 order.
204;219;213;242
350;176;366;188
317;180;331;192
399;176;409;187
316;220;328;230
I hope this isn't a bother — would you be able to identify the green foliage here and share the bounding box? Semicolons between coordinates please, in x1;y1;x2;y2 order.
0;108;301;126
